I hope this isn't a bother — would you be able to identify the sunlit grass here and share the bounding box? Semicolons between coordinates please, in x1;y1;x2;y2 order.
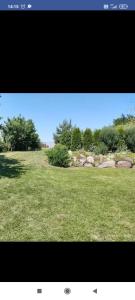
0;151;135;241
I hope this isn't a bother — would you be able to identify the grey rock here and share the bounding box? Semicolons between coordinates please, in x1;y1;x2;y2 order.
98;160;116;168
79;158;87;166
117;160;132;168
84;163;94;167
86;156;95;164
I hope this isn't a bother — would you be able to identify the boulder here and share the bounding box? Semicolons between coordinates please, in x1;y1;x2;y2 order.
86;156;95;164
116;160;132;168
84;162;93;167
79;158;87;166
98;160;116;168
115;157;133;164
80;154;86;159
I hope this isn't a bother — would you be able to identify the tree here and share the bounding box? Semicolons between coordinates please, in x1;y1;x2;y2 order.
71;127;82;151
125;127;135;152
53;119;72;149
113;114;135;126
99;127;119;152
93;129;101;145
83;128;93;151
2;115;41;151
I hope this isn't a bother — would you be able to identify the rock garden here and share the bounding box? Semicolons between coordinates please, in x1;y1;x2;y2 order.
70;152;135;168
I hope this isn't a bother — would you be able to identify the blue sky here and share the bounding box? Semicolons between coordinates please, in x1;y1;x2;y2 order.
0;93;135;144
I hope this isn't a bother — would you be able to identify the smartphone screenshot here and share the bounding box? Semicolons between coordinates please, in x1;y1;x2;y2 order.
0;0;135;297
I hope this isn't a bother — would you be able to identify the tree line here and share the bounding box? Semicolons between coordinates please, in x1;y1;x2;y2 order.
53;114;135;154
0;113;135;154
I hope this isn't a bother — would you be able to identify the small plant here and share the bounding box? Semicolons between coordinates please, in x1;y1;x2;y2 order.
46;144;70;167
94;142;108;155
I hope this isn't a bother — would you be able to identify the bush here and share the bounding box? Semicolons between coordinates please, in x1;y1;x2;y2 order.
125;127;135;152
99;127;119;152
94;142;108;155
89;143;97;152
46;144;70;167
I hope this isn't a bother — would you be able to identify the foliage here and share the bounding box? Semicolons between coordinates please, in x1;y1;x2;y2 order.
83;128;93;151
2;115;41;151
93;129;101;145
113;114;135;126
89;143;97;152
125;127;135;152
94;142;108;155
46;144;70;167
99;127;119;152
53;119;72;149
0;139;8;152
71;127;82;151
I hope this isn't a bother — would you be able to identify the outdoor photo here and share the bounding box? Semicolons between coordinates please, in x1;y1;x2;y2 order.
0;93;135;241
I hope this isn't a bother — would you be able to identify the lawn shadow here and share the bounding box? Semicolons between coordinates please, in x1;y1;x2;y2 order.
0;155;27;179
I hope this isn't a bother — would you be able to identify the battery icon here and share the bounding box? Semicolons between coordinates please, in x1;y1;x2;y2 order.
119;4;128;9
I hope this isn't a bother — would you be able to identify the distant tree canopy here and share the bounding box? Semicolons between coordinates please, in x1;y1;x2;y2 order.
2;116;41;151
113;114;135;126
53;119;73;149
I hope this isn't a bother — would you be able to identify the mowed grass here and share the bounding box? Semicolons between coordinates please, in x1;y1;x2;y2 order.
0;151;135;241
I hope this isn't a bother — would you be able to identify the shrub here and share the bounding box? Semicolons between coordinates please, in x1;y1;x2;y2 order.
89;143;97;152
83;128;93;151
46;144;70;167
99;127;119;152
94;142;108;155
116;140;128;152
125;127;135;152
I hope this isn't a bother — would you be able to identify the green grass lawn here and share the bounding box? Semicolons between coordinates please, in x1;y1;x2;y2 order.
0;150;135;241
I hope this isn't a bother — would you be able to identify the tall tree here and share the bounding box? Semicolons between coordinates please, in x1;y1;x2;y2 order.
71;127;82;151
53;119;72;149
83;128;93;151
113;114;135;126
2;115;41;151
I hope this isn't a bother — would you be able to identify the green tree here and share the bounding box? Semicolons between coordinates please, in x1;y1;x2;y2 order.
71;127;82;151
99;127;119;152
2;115;41;151
125;127;135;152
113;114;135;126
93;129;101;145
83;128;93;151
53;119;72;149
